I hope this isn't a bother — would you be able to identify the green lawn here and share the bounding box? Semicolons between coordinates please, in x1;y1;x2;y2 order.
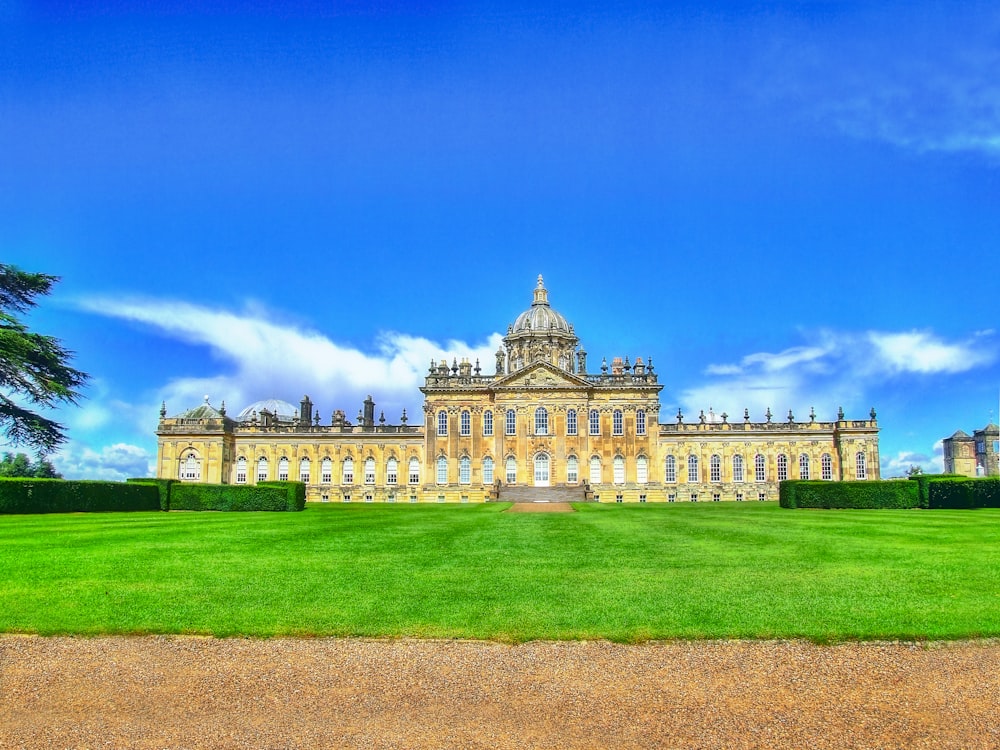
1;502;998;641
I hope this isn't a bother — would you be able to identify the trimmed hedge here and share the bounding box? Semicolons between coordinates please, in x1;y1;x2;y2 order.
168;481;306;512
127;477;176;511
907;474;966;509
0;478;161;514
779;480;919;509
928;477;1000;509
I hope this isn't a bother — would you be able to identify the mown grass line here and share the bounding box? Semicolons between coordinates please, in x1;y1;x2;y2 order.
1;502;998;642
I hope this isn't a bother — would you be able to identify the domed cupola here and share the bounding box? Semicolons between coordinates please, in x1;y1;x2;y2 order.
500;275;580;374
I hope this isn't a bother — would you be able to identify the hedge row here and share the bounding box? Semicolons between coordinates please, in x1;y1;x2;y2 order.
780;475;1000;509
0;478;160;514
0;478;307;514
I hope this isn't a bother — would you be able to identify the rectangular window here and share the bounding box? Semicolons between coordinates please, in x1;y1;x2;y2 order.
755;454;766;482
505;409;516;436
636;410;646;436
615;495;623;503
639;494;646;503
665;456;676;483
459;458;471;484
460;411;471;436
758;492;766;502
567;457;578;484
710;456;721;483
483;410;493;436
437;411;448;436
236;469;247;484
690;493;698;502
668;493;675;503
613;410;623;436
736;492;743;502
567;409;577;436
712;493;721;502
589;410;600;436
409;495;418;503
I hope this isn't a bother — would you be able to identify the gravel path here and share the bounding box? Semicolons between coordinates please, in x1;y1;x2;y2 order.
2;636;998;749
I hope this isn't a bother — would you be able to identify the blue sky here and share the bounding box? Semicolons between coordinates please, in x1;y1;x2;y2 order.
2;1;998;479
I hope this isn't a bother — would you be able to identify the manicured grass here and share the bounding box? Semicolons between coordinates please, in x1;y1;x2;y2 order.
1;502;998;641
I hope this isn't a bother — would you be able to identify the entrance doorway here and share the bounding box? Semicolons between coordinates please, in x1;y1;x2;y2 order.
534;453;550;487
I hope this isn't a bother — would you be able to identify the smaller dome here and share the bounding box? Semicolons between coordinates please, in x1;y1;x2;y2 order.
509;275;573;336
237;398;299;422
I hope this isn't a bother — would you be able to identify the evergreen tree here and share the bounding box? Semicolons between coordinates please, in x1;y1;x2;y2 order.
0;452;62;478
0;265;88;453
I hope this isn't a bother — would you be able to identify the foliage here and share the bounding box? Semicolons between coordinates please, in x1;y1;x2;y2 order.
168;481;306;511
0;478;160;513
0;265;88;453
127;478;176;511
909;474;977;509
0;451;61;478
1;503;1000;641
780;479;920;509
928;477;1000;509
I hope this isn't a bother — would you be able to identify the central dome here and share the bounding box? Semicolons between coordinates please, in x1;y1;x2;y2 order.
510;275;573;335
236;398;299;423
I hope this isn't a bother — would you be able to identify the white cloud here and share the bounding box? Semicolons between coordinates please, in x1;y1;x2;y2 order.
880;441;944;478
868;331;995;374
52;442;155;481
77;296;504;423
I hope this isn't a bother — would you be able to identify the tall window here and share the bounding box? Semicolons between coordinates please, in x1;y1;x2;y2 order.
459;456;471;484
505;409;516;436
799;453;810;480
299;457;310;483
613;409;624;436
732;455;744;483
589;456;602;484
483;410;494;436
257;457;268;483
567;455;578;483
636;456;648;484
386;457;398;484
460;410;471;436
567;409;578;436
687;455;699;483
535;407;549;435
365;457;376;484
235;456;247;484
408;457;420;484
777;454;788;482
821;453;832;481
278;457;289;481
482;456;494;484
321;457;332;483
710;454;721;483
613;456;625;484
636;409;646;436
437;411;448;436
342;457;354;484
755;454;766;482
856;451;868;480
505;456;516;484
181;452;200;481
665;455;677;483
436;456;448;484
589;409;600;435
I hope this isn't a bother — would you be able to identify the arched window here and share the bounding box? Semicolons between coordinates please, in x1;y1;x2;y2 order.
566;408;578;436
799;453;810;480
613;455;625;484
321;457;332;483
535;407;549;435
460;410;471;436
235;456;247;484
613;409;624;436
821;453;833;481
589;455;602;485
386;457;398;484
665;455;677;483
299;457;311;483
687;455;699;483
777;454;788;482
732;455;744;483
408;457;420;484
710;454;721;483
181;452;200;481
436;456;448;484
505;409;516;435
437;411;448;436
567;455;579;483
483;410;494;436
278;457;289;481
856;451;868;480
505;456;516;484
342;457;354;484
755;454;766;482
257;457;268;483
459;456;471;484
534;453;549;484
636;409;646;436
636;456;648;484
589;410;600;435
482;456;494;484
365;457;376;484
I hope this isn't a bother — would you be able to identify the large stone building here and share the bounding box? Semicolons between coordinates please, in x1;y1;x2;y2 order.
156;276;880;502
942;423;999;477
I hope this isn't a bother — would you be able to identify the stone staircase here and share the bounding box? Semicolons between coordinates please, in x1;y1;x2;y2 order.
494;485;590;503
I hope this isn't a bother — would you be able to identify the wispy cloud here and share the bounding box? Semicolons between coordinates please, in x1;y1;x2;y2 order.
52;442;154;481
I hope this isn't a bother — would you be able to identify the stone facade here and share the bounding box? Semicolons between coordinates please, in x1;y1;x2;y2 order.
943;423;999;477
156;276;880;501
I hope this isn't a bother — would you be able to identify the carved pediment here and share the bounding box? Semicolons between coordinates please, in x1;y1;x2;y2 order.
493;361;590;391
